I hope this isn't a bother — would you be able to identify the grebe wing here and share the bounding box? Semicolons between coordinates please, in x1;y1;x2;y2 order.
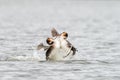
46;46;54;60
37;43;50;51
67;40;77;55
51;28;59;37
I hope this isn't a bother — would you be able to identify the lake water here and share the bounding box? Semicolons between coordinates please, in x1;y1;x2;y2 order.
0;0;120;80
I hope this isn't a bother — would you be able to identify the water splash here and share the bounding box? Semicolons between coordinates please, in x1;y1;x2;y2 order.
1;50;46;61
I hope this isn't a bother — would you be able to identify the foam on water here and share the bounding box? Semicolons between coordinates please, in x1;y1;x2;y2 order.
5;50;45;61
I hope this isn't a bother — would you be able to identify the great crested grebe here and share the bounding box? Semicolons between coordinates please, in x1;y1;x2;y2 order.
37;28;77;61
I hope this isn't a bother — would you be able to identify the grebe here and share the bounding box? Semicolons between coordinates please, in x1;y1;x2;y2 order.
37;28;77;61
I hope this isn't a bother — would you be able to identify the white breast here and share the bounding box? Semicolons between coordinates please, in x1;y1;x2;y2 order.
48;48;63;60
48;48;73;61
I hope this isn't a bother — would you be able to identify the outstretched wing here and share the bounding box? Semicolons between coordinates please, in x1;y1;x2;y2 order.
51;28;59;37
37;43;50;51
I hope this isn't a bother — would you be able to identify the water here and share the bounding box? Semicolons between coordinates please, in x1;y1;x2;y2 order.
0;0;120;80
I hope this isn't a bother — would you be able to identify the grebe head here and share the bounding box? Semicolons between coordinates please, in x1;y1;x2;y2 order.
46;37;61;48
46;38;54;45
60;32;68;39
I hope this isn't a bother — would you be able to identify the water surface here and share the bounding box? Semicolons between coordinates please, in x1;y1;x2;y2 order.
0;0;120;80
